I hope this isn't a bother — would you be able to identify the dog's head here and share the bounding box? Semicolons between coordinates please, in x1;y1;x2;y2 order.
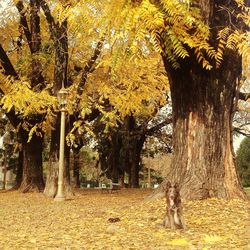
165;182;180;208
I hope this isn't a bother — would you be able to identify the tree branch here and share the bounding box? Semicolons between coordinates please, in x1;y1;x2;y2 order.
0;44;18;77
16;1;33;52
238;92;250;101
233;127;250;137
40;0;56;38
77;39;104;97
146;117;172;136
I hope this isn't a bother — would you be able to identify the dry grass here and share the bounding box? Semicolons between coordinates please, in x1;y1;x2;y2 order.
0;189;249;249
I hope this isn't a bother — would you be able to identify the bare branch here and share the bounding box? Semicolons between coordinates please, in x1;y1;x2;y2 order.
233;127;250;137
238;92;250;101
146;117;172;135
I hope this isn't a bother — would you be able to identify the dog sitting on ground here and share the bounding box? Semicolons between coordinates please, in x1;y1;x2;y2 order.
163;182;186;230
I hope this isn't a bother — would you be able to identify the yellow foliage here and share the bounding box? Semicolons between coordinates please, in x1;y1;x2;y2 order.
109;0;216;69
87;52;169;124
0;78;56;116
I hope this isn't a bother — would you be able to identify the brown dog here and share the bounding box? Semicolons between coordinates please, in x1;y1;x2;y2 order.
163;182;186;229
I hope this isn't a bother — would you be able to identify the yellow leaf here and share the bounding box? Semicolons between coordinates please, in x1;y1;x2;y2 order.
167;238;189;246
203;234;224;243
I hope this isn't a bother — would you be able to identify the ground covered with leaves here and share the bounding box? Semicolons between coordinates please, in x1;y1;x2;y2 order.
0;189;249;249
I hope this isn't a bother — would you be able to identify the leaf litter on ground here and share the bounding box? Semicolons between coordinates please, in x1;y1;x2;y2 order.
0;189;249;249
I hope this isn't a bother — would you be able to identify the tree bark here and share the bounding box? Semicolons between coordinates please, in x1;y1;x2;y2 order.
72;148;81;188
110;133;122;183
160;0;248;201
19;131;44;192
44;116;60;197
14;150;23;189
44;116;72;197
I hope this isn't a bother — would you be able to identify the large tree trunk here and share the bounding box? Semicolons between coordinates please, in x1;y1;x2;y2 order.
19;131;44;192
160;0;248;201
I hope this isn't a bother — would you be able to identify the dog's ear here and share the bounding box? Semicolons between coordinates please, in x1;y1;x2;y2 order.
163;180;171;192
166;181;171;189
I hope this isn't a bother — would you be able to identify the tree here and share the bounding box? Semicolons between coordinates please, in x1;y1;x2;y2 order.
162;0;249;200
119;0;249;199
0;0;47;192
236;137;250;187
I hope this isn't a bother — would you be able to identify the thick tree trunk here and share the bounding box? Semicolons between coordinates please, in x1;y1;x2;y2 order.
163;51;247;200
44;116;60;197
158;0;248;200
44;116;72;197
19;132;44;192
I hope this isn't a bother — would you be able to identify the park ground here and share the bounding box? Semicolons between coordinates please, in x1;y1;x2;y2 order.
0;189;249;250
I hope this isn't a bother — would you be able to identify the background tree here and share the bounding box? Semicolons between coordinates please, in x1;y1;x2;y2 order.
236;137;250;187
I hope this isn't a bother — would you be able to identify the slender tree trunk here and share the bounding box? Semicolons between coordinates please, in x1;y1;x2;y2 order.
120;172;125;188
13;150;23;189
73;148;80;188
110;133;122;183
129;137;145;188
2;155;7;190
129;154;139;188
19;131;44;193
124;116;145;188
